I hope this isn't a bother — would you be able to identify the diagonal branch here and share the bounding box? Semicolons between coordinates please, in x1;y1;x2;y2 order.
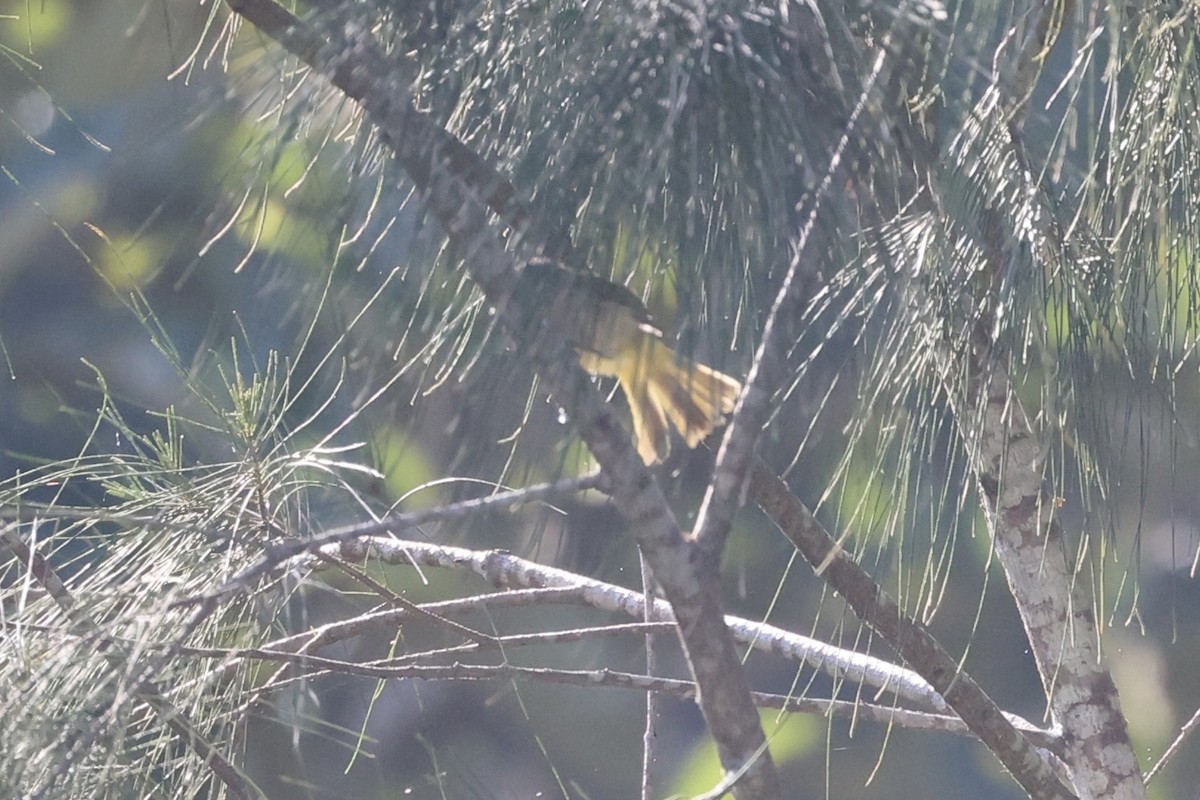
681;17;1078;799
222;1;781;794
747;462;1076;800
690;23;889;562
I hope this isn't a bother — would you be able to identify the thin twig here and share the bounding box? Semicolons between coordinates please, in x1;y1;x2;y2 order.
314;549;494;645
690;15;891;562
182;586;596;693
182;650;1061;751
185;470;605;607
183;622;673;668
1145;703;1200;784
640;551;663;800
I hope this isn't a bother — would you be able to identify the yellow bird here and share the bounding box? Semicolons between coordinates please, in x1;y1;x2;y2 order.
513;258;742;464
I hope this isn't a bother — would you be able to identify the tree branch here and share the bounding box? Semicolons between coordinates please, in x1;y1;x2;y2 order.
941;3;1145;795
222;1;781;794
307;534;948;712
186;620;1060;750
256;659;975;735
746;461;1076;800
690;25;888;561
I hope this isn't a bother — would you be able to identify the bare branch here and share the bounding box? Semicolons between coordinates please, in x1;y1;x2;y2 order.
314;549;495;645
747;462;1077;800
181;648;1059;751
191;470;605;604
1146;703;1200;784
304;535;948;712
690;25;889;561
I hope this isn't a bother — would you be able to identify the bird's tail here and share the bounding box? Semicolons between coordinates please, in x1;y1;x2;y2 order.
617;338;741;465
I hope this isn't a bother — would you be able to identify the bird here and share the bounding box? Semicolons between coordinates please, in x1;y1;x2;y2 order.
512;257;742;464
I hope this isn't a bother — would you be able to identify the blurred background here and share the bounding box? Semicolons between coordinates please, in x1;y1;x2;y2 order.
1;2;1199;799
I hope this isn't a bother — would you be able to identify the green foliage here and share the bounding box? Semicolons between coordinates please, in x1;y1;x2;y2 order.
0;339;389;797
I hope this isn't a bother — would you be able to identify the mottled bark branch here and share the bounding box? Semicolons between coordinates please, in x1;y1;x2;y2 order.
939;0;1145;795
862;0;1144;794
222;1;780;794
962;369;1142;800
